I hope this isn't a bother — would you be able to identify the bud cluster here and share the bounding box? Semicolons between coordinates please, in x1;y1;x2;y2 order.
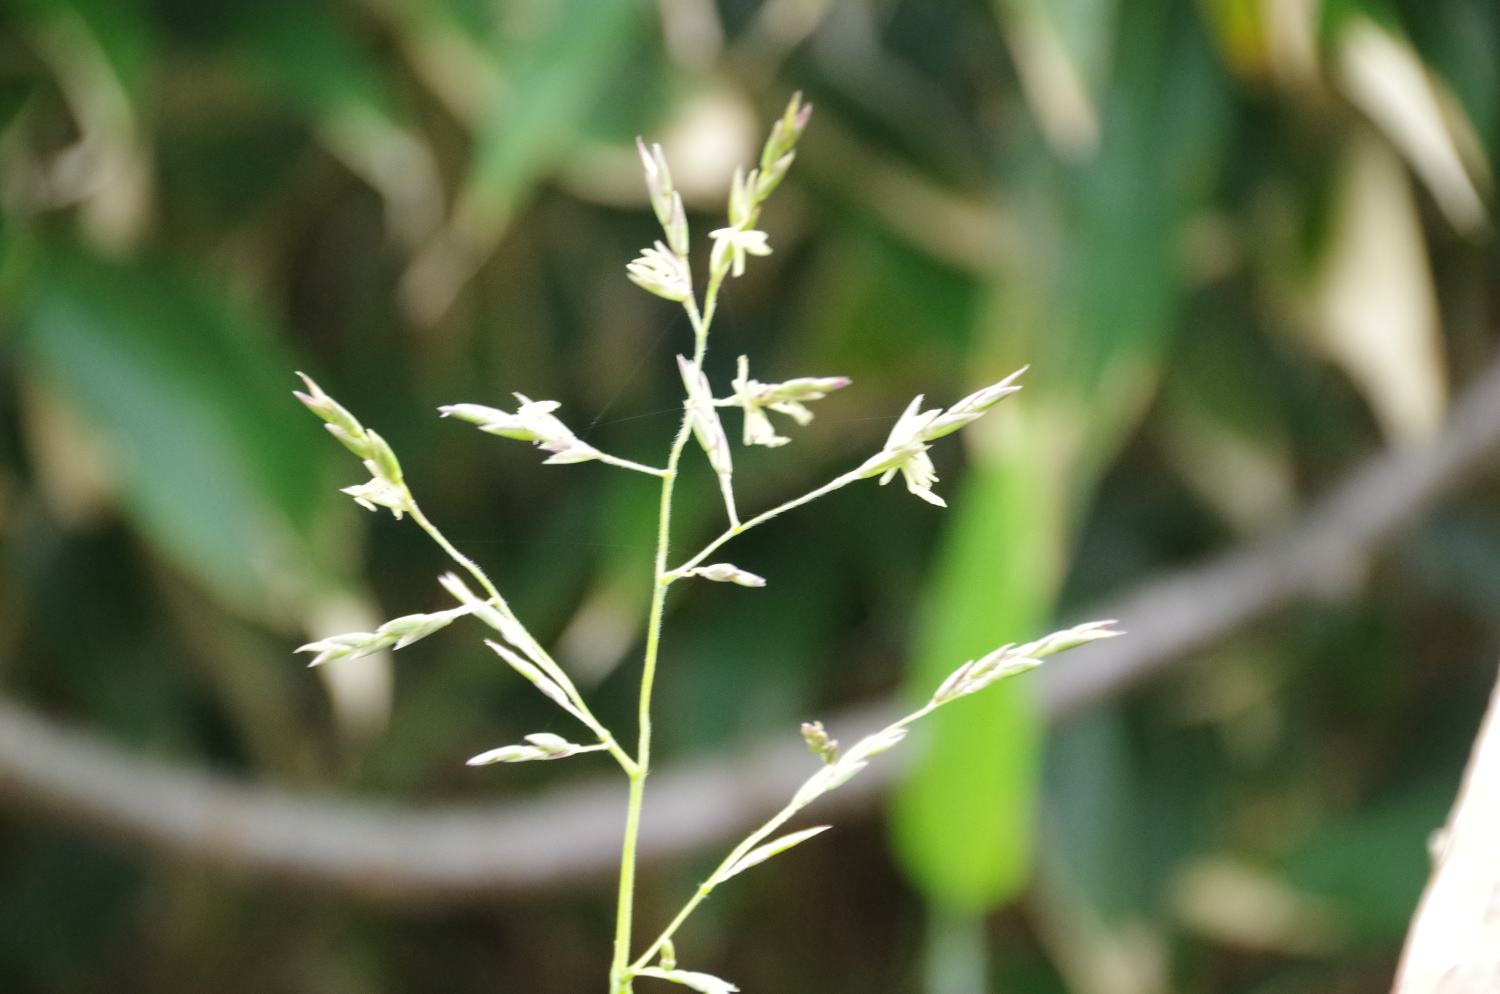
293;371;373;460
857;368;1028;508
466;732;593;766
922;366;1027;441
295;372;413;519
800;720;839;764
929;645;1041;705
626;241;693;302
440;395;602;466
636;138;689;258
777;621;1118;833
1012;619;1121;659
296;605;470;668
729;91;811;230
726;355;851;448
790;725;908;811
678;355;736;517
630;137;694;307
759;91;812;196
705;92;812;283
682;562;767;588
931;620;1121;705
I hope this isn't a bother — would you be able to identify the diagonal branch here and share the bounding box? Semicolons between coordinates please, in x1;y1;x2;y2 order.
5;354;1500;905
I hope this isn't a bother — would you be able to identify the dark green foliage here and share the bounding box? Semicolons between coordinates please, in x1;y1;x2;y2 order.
0;0;1496;991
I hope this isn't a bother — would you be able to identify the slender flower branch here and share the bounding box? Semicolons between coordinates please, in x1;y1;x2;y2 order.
594;452;673;478
439;397;667;476
406;502;505;605
610;295;716;994
629;623;1120;973
629;702;930;972
293;93;1072;994
610;217;746;983
353;476;638;775
667;469;864;581
667;369;1027;583
612;101;854;990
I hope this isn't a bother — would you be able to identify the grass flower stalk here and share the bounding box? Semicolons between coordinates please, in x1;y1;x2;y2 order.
290;92;1119;993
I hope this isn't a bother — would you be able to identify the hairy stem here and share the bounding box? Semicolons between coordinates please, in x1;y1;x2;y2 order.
408;502;506;606
715;473;741;529
594;452;673;478
610;287;719;993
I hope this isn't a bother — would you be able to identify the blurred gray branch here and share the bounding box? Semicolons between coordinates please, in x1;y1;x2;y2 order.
5;354;1500;905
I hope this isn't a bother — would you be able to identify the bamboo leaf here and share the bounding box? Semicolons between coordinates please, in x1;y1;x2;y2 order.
8;241;337;623
891;0;1230;915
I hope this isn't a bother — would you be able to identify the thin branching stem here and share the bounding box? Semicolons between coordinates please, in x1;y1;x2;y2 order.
594;452;673;478
629;806;798;972
408;502;506;606
286;99;1112;994
407;501;636;775
610;280;721;994
628;699;941;971
666;469;864;581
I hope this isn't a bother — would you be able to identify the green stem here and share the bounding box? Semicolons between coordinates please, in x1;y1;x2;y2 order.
409;501;637;775
594;452;672;478
610;285;719;994
924;910;988;994
629;803;798;972
408;501;505;606
630;698;943;972
667;470;863;580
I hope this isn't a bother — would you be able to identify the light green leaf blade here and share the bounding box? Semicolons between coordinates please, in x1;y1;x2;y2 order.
890;437;1062;912
890;0;1230;918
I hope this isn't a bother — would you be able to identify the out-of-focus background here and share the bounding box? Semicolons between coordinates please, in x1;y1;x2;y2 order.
1;0;1497;991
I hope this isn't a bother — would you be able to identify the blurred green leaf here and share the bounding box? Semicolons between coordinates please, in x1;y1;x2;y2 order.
0;832;140;989
993;0;1118;157
7;240;337;624
1280;779;1453;943
11;0;153;100
1409;0;1500;152
234;0;394;118
891;0;1230;922
230;0;444;247
889;439;1061;911
398;0;649;323
460;0;648;223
